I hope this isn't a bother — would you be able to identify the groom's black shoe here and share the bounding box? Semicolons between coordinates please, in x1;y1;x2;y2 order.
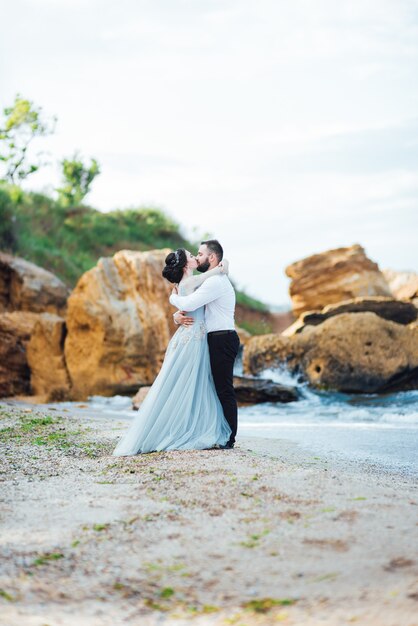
218;441;234;449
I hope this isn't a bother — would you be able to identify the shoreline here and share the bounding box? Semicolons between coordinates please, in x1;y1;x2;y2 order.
1;400;417;625
5;395;418;479
241;426;418;480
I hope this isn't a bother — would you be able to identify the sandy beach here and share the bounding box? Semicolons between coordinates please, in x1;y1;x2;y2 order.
0;399;417;626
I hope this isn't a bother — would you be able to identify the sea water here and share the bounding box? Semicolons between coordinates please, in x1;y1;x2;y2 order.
237;366;418;477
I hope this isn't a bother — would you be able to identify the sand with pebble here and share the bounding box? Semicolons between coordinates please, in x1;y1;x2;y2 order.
0;399;417;626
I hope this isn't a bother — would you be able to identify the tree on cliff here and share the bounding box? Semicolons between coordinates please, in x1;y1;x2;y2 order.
0;95;56;184
57;153;100;207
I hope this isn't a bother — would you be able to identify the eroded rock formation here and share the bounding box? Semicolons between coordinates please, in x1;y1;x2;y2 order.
244;312;418;393
285;245;392;316
64;249;176;399
26;313;70;401
0;252;70;316
282;297;417;336
383;269;418;305
0;311;40;397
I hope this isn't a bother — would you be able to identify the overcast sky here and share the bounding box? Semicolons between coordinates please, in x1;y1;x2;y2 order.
2;0;418;306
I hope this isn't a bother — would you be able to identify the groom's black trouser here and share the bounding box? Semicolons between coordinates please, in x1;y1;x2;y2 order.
207;330;240;445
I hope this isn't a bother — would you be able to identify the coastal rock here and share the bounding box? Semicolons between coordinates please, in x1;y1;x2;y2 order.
233;375;298;404
244;312;418;393
235;326;252;346
283;297;417;336
285;244;392;316
26;313;70;402
0;311;40;397
243;334;292;375
132;386;151;410
0;252;70;316
64;249;176;399
383;269;418;303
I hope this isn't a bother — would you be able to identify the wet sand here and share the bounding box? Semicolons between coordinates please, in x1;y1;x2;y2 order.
0;399;417;625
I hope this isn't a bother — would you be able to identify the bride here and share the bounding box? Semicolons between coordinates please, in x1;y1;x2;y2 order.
112;248;232;455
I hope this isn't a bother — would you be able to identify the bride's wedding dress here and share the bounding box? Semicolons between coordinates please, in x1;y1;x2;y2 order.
113;269;232;456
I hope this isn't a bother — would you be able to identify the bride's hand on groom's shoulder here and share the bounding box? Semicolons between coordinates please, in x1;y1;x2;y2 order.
219;259;229;274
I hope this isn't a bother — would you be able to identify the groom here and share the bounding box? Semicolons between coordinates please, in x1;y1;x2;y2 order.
169;239;240;449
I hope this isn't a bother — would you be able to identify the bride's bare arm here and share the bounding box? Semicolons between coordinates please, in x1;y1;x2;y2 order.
179;259;229;295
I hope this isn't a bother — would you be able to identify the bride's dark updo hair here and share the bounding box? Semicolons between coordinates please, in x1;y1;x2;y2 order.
162;248;188;284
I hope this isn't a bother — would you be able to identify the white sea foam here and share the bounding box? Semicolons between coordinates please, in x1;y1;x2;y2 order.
73;385;418;426
89;395;132;410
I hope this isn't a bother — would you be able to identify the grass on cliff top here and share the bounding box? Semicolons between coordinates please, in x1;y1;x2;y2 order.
0;185;187;286
235;290;269;313
0;185;269;323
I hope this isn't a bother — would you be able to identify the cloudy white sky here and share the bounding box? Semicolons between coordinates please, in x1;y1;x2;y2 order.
1;0;418;305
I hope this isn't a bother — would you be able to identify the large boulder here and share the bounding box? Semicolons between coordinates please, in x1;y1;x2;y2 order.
244;312;418;393
0;311;40;397
0;252;70;316
64;249;176;399
283;297;417;336
285;245;392;316
26;313;70;401
233;375;298;404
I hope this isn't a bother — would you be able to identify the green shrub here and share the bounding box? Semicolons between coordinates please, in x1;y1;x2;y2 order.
0;185;269;316
0;186;16;251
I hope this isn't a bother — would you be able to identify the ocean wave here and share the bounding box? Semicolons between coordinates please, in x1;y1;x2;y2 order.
240;395;418;425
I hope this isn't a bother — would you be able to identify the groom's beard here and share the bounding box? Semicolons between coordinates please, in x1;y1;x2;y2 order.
196;260;210;273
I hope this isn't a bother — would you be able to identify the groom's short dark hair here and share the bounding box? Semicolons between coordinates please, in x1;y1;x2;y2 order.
201;239;223;262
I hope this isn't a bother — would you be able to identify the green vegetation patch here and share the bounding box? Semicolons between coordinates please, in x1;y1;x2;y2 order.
0;588;15;602
32;552;64;567
0;185;189;286
0;183;270;318
235;290;269;313
0;407;109;458
243;597;297;613
238;319;274;336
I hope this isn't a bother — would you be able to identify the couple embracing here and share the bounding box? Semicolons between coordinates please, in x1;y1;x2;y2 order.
113;240;240;456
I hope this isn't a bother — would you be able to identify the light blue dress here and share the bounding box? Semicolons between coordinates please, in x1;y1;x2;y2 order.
113;297;232;456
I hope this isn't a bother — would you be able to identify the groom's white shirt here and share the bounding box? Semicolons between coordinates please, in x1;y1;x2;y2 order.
169;274;236;333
